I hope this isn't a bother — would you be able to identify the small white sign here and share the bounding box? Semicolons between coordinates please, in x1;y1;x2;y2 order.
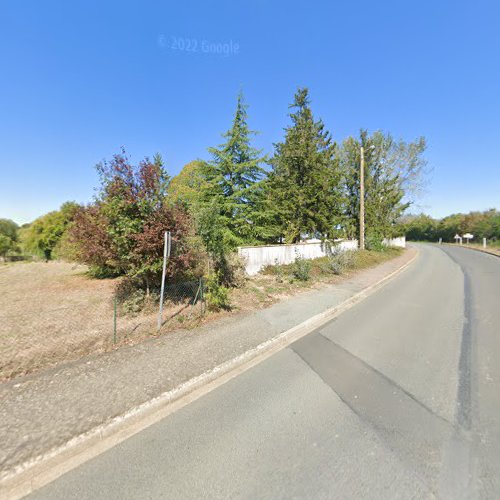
463;233;473;239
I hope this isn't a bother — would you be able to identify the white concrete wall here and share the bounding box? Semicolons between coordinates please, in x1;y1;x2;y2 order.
382;236;406;248
238;236;405;275
238;240;358;276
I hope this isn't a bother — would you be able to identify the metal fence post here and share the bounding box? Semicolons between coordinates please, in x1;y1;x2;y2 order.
113;297;117;344
199;277;203;316
157;231;171;331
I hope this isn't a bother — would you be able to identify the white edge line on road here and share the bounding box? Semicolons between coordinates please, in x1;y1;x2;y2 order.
1;248;419;500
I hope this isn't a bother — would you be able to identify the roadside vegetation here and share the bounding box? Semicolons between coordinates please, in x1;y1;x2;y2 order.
400;210;500;243
259;247;402;287
445;242;500;257
1;86;426;379
3;88;425;274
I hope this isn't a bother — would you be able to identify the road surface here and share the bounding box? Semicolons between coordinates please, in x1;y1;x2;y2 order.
29;244;500;499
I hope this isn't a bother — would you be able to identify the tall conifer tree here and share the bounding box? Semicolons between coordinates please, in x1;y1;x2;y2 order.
203;92;267;246
267;88;343;243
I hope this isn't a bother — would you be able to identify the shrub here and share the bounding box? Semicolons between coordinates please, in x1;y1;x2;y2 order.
195;199;237;286
292;254;311;281
220;252;247;288
120;289;148;316
205;273;231;311
20;202;80;260
331;251;355;274
261;259;284;279
0;234;13;259
70;152;203;289
329;255;345;275
315;257;333;275
89;265;120;279
52;229;80;261
115;277;159;315
365;234;385;252
273;260;285;283
313;248;356;276
342;250;355;267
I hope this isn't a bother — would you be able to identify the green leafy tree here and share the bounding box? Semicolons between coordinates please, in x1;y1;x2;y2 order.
0;219;18;242
267;87;343;243
339;130;427;244
0;218;19;258
0;234;13;258
194;197;247;285
437;213;464;241
400;209;500;242
21;202;80;260
167;160;210;209
399;213;438;241
473;209;500;240
437;209;500;242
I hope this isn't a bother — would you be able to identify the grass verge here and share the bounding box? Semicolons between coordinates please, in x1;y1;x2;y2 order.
230;248;403;311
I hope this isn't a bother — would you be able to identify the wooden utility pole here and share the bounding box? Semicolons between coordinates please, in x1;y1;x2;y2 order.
359;146;365;250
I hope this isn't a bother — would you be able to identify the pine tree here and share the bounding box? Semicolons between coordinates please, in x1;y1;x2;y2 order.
267;87;343;243
203;91;267;245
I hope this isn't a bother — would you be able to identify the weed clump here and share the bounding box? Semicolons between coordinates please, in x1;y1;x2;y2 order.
292;254;312;281
205;273;231;311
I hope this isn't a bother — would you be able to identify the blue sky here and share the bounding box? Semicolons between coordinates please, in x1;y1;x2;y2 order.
1;0;499;224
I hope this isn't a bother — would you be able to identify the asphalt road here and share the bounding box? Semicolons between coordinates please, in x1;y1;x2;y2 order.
29;244;500;500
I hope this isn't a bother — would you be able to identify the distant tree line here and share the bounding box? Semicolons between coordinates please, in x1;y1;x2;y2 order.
0;203;80;261
400;210;500;242
7;87;428;289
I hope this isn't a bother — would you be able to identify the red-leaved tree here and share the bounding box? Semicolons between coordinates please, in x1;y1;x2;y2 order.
70;150;204;288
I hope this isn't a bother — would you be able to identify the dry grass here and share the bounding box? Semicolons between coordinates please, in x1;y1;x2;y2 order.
461;242;500;256
0;248;403;381
443;242;500;257
0;262;204;380
0;262;117;380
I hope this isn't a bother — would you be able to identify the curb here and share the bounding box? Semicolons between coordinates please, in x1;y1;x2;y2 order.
1;248;419;500
439;243;500;258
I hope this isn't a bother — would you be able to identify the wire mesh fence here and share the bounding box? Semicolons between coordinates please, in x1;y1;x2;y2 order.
0;261;206;381
158;278;206;326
